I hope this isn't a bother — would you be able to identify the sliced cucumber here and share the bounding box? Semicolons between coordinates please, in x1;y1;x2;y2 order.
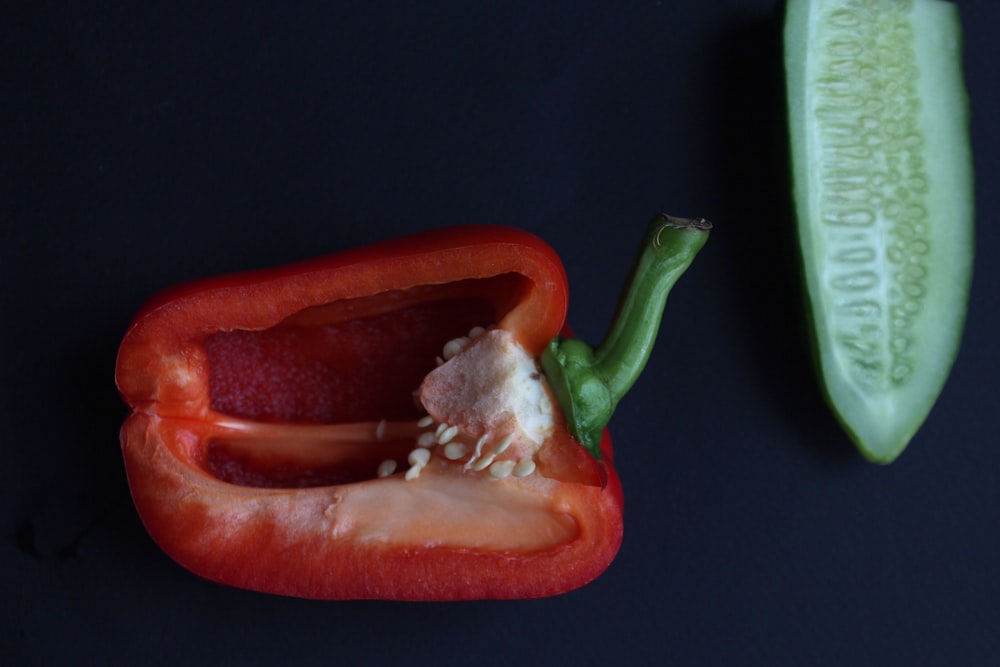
784;0;974;462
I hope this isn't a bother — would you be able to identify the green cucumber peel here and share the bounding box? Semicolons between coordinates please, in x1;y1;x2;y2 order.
784;0;974;462
541;214;711;459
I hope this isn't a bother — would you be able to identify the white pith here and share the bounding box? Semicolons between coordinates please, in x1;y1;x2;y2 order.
396;326;556;481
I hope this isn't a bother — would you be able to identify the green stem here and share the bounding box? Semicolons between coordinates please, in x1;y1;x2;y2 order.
540;214;711;458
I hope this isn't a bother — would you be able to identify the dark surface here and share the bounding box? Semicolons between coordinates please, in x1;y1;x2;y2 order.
3;1;998;664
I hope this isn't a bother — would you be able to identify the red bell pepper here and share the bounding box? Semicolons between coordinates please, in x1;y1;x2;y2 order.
116;217;708;600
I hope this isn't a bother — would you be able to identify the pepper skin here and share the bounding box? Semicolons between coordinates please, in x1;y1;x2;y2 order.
116;225;623;601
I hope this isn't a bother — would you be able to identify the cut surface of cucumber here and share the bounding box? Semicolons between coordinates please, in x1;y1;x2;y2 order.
784;0;973;462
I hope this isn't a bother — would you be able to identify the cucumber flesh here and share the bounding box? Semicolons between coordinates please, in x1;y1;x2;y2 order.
784;0;974;462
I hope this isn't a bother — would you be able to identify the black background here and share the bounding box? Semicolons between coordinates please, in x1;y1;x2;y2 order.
3;0;998;664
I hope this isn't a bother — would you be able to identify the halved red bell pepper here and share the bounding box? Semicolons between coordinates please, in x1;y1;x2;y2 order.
116;218;708;600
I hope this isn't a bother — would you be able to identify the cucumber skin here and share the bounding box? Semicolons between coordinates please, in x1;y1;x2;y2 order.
784;0;974;463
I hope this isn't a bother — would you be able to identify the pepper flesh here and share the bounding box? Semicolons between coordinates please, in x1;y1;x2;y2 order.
116;225;623;600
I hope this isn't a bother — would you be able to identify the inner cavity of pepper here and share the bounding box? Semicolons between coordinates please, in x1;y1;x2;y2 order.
200;275;527;488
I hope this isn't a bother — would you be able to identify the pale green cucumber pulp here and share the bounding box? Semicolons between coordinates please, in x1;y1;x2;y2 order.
784;0;973;462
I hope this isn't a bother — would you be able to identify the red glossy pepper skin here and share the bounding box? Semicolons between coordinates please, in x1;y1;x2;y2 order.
116;225;623;600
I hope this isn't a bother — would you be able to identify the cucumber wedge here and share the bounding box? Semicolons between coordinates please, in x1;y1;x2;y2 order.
784;0;974;462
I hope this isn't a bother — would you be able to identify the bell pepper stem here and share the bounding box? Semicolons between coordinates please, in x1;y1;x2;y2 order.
541;214;711;458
